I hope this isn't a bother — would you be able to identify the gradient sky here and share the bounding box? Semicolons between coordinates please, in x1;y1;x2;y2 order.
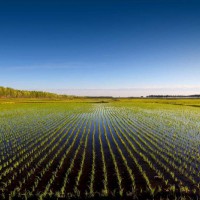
0;0;200;96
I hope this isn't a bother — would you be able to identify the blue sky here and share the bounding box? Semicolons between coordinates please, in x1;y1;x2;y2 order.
0;0;200;96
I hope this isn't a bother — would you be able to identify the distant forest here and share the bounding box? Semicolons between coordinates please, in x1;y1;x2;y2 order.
147;95;200;98
0;86;67;98
1;86;200;99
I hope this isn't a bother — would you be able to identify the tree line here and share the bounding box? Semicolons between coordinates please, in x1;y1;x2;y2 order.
0;86;68;98
147;95;200;98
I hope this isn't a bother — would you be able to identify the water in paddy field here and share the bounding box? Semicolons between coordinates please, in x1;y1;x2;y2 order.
0;102;200;199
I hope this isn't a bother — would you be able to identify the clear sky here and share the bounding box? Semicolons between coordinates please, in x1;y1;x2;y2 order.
0;0;200;96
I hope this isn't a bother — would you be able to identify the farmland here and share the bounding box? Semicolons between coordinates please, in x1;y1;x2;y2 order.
0;99;200;199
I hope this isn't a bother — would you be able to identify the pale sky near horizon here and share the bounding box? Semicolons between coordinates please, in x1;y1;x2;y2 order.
0;0;200;96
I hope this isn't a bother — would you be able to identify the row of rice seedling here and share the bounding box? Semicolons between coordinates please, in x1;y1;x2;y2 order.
0;104;88;198
0;113;80;196
21;113;84;194
114;107;199;190
58;117;90;198
101;116;123;196
121;109;200;187
43;116;88;197
0;115;68;174
0;105;76;164
106;109;155;195
74;119;92;192
0;101;199;199
98;116;109;196
102;111;136;195
107;103;200;194
88;122;96;197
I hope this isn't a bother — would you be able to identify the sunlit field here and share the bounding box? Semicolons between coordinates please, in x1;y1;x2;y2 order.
0;99;200;199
